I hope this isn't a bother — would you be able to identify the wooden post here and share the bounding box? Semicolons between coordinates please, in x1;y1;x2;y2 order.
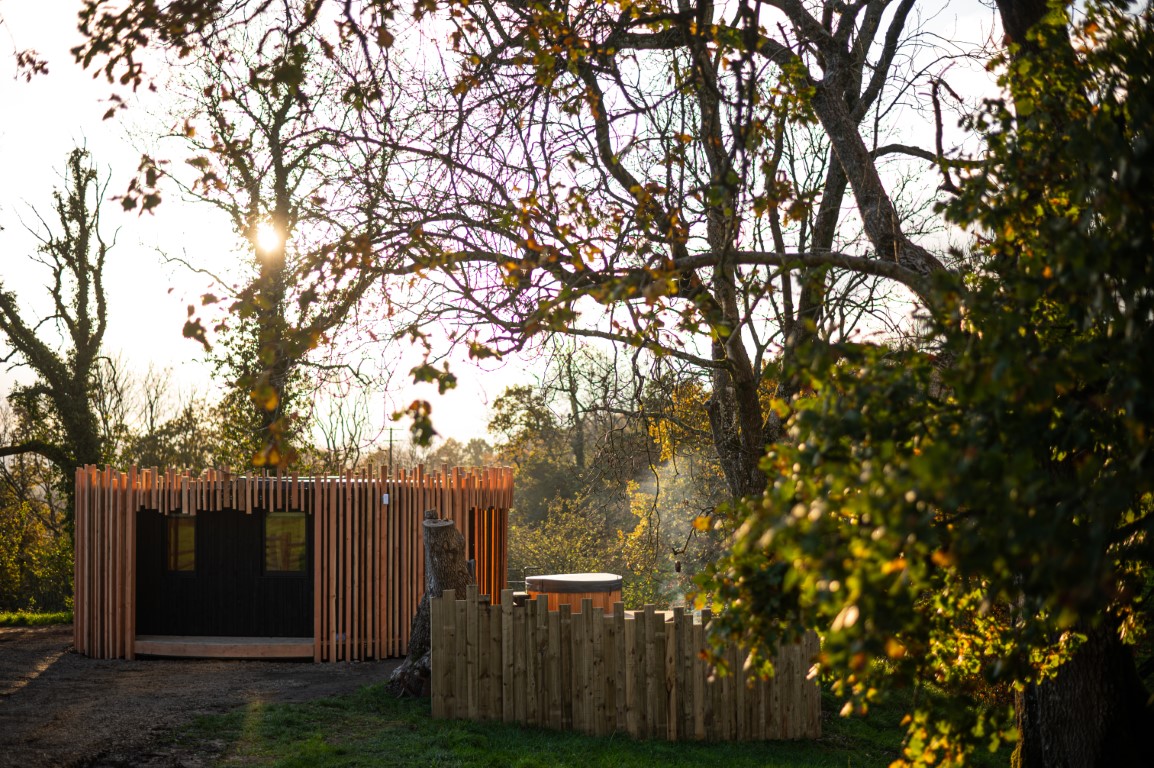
430;594;445;718
466;583;479;719
535;594;549;727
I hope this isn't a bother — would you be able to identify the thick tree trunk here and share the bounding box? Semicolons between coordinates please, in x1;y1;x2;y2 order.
1012;625;1152;767
706;354;767;499
995;0;1051;49
386;510;473;697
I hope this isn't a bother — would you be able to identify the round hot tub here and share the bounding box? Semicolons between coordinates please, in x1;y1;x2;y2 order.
525;572;623;613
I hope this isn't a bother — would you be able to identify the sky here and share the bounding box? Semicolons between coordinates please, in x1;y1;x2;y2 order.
0;1;1002;453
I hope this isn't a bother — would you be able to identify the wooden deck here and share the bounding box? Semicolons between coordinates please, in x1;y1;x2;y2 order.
134;635;314;659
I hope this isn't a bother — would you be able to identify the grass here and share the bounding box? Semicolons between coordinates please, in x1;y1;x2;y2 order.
0;610;73;627
171;683;1010;768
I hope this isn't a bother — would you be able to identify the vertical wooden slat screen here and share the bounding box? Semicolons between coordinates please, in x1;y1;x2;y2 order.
73;465;513;661
431;590;822;741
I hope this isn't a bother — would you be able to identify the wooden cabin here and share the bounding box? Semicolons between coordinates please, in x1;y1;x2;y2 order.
73;465;512;661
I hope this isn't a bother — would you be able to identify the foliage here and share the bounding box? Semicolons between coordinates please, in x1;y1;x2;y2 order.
490;384;581;526
0;610;73;627
703;4;1154;764
0;410;71;612
508;496;613;583
424;437;496;469
496;345;727;604
616;485;677;607
0;498;71;612
128;399;221;473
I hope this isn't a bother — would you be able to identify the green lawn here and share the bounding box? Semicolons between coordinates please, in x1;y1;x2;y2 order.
174;684;1010;768
0;610;73;627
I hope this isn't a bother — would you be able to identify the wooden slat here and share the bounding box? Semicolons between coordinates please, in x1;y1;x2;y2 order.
313;476;323;663
74;468;85;654
386;471;396;657
351;472;360;660
455;591;468;718
117;470;127;659
73;468;82;653
101;466;112;659
399;468;409;655
524;597;538;726
489;592;503;719
327;478;338;662
369;471;379;659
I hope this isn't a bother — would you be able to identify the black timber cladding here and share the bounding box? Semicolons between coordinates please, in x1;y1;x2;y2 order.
135;507;313;638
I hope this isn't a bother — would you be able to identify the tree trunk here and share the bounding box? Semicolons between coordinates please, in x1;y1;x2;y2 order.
386;510;473;697
1012;625;1152;767
994;0;1051;49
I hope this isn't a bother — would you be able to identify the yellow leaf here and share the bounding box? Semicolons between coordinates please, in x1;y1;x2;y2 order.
931;550;954;567
885;638;907;659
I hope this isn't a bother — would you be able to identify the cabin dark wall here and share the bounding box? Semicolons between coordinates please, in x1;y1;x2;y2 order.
136;508;312;637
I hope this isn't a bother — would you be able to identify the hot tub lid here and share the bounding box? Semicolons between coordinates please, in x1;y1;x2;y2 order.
525;572;623;593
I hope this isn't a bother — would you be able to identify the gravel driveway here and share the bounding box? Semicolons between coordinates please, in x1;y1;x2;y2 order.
0;625;397;767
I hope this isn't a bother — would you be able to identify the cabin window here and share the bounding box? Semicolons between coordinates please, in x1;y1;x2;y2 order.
265;511;307;573
166;515;196;572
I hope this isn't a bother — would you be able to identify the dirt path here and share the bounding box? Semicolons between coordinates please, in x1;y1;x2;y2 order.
0;625;397;767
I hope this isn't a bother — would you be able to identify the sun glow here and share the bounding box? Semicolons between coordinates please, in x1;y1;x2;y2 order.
254;221;284;255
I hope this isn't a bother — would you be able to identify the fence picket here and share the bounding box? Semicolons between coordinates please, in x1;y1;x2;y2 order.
467;583;479;720
454;594;468;719
535;594;549;727
559;604;573;730
499;589;512;722
430;594;445;718
513;601;527;723
488;595;502;719
547;603;562;730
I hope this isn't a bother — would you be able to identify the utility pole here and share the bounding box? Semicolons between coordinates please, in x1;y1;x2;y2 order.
387;426;395;470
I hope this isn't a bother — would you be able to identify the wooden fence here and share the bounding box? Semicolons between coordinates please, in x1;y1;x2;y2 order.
430;587;821;741
74;464;513;661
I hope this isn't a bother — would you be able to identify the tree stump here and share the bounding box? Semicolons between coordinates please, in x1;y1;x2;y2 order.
386;510;472;697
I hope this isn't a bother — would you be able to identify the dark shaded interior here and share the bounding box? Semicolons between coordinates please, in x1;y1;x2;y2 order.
136;508;313;637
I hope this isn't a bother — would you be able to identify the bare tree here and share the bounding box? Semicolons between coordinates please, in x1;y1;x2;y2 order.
306;382;374;474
